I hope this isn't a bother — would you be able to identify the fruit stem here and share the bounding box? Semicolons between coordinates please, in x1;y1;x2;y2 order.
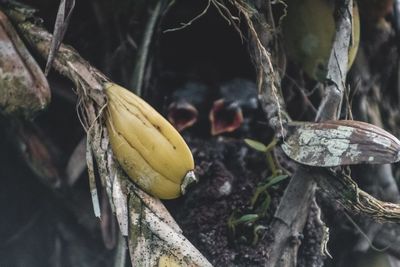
181;170;197;195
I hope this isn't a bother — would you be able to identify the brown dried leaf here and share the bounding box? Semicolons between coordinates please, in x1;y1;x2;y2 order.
128;193;213;267
45;0;75;75
13;120;61;188
0;10;50;118
65;137;86;186
282;120;400;167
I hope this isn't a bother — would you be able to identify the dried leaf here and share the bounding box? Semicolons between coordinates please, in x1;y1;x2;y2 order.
86;136;101;218
142;203;213;266
112;170;129;236
100;190;117;250
0;10;50;118
65;137;86;186
13;120;61;188
282;120;400;167
45;0;75;75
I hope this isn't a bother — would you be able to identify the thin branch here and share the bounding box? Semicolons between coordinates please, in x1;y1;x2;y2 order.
163;0;211;33
130;1;162;95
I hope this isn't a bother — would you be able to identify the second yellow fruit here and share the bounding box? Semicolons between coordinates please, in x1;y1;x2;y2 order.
282;0;360;81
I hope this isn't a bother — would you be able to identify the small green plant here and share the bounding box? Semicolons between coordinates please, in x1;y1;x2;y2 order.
227;211;259;237
250;174;289;213
227;138;289;245
244;138;279;176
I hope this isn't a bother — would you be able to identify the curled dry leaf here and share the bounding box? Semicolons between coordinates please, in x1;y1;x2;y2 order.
128;193;213;267
12;120;61;188
45;0;75;75
66;137;87;186
0;10;50;118
281;120;400;167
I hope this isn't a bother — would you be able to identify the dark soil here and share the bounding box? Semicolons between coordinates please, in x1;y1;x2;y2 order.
170;137;280;266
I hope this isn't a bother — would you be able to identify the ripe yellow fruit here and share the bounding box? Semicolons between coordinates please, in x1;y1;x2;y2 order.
158;255;181;267
348;2;360;68
105;83;196;199
282;0;360;81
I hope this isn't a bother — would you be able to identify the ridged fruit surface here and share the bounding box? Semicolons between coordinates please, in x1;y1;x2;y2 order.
105;83;195;199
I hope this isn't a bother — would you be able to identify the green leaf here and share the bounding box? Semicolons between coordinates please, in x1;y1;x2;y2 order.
227;211;238;235
265;174;289;189
252;225;268;245
259;193;271;217
251;185;268;207
244;139;268;152
251;175;288;207
234;214;259;224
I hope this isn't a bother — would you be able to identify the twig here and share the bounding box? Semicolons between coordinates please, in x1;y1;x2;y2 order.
374;224;400;259
163;0;211;33
267;167;316;267
130;1;162;95
315;0;353;122
314;168;400;223
297;196;329;267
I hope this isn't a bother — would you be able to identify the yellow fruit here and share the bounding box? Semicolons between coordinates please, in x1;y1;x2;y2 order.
282;0;360;81
158;255;181;267
105;83;196;199
348;2;360;68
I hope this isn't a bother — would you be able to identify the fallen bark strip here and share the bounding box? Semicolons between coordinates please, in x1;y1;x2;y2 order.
2;3;212;266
